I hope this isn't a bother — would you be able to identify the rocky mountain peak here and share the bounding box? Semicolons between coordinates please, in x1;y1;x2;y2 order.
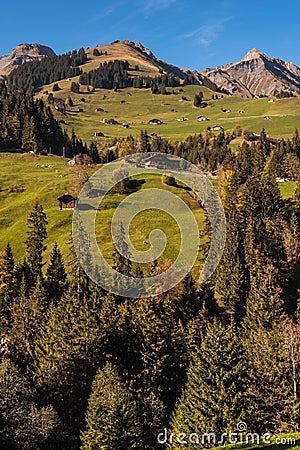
121;40;156;59
201;48;300;97
0;43;55;77
241;48;266;61
10;43;55;58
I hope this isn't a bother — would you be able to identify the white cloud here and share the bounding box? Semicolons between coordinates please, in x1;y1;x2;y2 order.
179;16;234;47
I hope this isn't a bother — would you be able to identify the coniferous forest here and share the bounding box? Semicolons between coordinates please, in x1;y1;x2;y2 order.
7;49;87;92
0;81;89;157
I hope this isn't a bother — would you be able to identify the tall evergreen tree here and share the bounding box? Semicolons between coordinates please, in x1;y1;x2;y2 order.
168;320;249;448
25;202;48;284
0;243;15;330
214;172;249;320
45;242;67;302
9;277;46;373
34;289;100;433
81;362;143;450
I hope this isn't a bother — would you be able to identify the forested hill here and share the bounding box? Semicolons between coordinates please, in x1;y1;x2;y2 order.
6;40;219;95
7;48;87;92
0;81;87;156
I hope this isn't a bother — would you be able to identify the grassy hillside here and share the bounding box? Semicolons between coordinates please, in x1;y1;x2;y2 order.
0;153;296;272
83;41;164;75
32;40;300;144
39;83;300;143
0;153;208;274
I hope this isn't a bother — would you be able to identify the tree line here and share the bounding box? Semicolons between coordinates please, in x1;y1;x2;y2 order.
92;127;300;181
78;60;184;92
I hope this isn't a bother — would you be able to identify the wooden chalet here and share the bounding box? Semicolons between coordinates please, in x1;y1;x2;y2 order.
58;193;77;210
144;154;181;170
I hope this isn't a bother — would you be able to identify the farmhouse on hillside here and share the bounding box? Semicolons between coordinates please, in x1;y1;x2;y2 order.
144;154;181;170
148;118;164;125
102;118;119;125
57;193;77;210
209;125;224;131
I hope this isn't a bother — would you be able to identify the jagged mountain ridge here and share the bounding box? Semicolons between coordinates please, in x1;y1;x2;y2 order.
1;41;300;98
121;40;190;78
201;48;300;97
0;43;56;76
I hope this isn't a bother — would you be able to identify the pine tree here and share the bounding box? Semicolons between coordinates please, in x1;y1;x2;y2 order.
34;289;100;433
214;172;249;320
21;116;39;152
193;92;203;107
140;130;150;153
71;81;80;93
241;318;300;433
0;243;15;330
45;242;67;302
242;174;285;271
168;321;250;448
243;251;285;331
81;362;143;449
25;202;48;284
112;222;132;276
9;277;46;373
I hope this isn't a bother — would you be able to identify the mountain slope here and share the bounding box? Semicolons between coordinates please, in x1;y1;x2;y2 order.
5;40;192;92
83;40;190;79
201;48;300;98
0;43;56;76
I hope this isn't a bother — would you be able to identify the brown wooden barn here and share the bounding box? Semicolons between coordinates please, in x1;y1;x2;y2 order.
57;193;77;210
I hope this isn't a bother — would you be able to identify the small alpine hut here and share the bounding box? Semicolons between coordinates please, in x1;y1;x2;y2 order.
57;193;77;210
144;153;181;170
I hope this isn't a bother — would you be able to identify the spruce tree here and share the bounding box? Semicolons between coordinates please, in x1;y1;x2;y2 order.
25;202;48;284
0;243;15;330
241;318;299;433
9;276;46;373
112;222;132;278
243;251;285;331
81;362;143;449
214;172;249;320
45;242;67;302
168;320;249;448
34;289;100;433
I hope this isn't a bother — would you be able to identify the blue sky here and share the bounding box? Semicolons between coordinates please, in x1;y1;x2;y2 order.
2;0;300;70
